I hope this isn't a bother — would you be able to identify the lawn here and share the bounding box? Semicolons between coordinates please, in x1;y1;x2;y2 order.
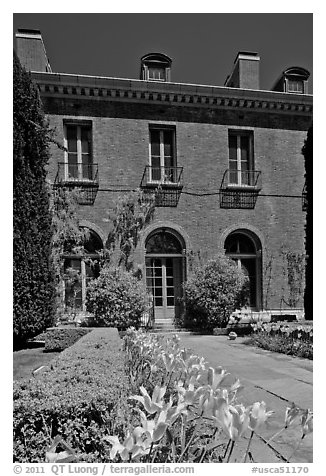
13;347;61;380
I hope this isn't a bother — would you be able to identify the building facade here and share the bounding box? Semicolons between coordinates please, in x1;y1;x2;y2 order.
15;29;313;322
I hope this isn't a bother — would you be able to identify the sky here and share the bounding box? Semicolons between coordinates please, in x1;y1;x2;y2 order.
13;13;313;93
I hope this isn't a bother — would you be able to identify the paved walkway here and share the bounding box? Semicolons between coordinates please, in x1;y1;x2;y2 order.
179;335;313;463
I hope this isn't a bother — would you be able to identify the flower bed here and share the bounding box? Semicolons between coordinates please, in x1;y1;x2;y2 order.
244;322;313;359
14;328;130;462
102;329;312;463
14;327;313;463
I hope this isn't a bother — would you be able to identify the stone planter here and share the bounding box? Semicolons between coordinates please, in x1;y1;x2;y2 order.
228;331;237;340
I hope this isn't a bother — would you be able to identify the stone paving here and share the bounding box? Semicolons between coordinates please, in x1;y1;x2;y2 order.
179;335;313;463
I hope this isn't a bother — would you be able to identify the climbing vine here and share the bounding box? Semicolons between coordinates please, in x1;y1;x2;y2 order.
281;248;306;308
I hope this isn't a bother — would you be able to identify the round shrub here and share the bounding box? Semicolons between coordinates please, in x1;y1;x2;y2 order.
86;267;148;329
183;255;248;330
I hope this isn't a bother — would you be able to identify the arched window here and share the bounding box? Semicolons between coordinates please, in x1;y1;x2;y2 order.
225;230;262;309
146;230;183;254
145;228;185;319
63;228;103;312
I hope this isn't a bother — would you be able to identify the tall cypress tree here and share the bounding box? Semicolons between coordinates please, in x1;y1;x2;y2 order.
13;51;56;345
302;125;313;320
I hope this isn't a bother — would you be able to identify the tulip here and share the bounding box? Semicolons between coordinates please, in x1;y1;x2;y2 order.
285;402;302;428
249;401;274;432
129;385;167;414
216;403;250;442
207;366;229;390
300;409;313;437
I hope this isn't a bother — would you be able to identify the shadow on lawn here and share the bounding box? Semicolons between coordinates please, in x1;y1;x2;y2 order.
13;347;61;381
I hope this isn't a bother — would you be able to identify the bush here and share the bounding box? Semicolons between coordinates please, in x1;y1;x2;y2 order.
44;327;91;352
86;267;148;329
182;255;247;330
13;328;130;462
13;52;56;345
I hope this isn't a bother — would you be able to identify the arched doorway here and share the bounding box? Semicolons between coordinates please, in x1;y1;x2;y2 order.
145;229;185;319
224;230;262;310
63;228;103;312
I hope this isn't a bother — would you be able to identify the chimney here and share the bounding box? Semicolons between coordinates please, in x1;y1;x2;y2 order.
15;29;52;72
224;51;260;90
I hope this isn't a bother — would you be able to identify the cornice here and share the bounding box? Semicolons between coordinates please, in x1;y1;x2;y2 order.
32;72;313;115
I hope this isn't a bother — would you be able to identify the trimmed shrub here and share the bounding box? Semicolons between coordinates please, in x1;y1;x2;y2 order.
13;52;56;345
86;267;148;329
182;255;248;330
44;327;91;352
13;328;130;462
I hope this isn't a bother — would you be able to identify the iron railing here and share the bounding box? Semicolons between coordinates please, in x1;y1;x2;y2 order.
54;163;99;205
54;162;99;185
140;294;155;330
220;169;262;190
141;166;184;188
220;169;262;209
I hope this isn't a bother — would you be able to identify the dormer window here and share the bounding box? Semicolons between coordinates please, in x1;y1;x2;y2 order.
140;53;172;82
148;67;166;81
272;66;310;94
287;79;304;94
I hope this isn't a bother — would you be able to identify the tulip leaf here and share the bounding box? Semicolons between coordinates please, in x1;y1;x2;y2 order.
153;422;168;442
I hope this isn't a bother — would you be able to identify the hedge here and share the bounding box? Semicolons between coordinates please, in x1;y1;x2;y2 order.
44;327;91;352
14;328;130;462
13;52;56;345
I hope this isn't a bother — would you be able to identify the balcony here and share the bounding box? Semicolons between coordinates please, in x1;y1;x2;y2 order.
53;162;99;205
220;169;262;209
140;166;184;207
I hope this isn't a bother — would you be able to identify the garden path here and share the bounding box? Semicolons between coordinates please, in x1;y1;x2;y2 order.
179;335;313;464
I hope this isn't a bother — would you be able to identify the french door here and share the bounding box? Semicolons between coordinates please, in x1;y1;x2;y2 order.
228;132;253;186
64;124;93;181
149;129;175;183
232;257;257;308
145;256;182;319
63;257;99;311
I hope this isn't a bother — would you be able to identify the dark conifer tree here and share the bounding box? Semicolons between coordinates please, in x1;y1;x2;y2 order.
302;125;313;320
13;51;56;345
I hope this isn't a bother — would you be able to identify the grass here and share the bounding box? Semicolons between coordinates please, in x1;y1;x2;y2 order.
13;347;61;380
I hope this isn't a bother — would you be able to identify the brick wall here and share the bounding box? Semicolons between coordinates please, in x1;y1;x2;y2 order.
45;95;310;312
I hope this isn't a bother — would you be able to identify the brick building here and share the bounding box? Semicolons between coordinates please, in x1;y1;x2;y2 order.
15;29;312;323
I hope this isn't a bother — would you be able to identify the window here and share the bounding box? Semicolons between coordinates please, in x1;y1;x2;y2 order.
149;128;176;183
63;228;102;312
228;131;254;186
287;79;304;93
64;123;93;181
225;231;262;309
148;67;166;81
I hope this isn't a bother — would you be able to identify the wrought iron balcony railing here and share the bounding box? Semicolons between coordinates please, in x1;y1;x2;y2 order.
53;163;99;205
220;169;262;209
54;162;99;185
141;166;184;188
220;169;262;190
